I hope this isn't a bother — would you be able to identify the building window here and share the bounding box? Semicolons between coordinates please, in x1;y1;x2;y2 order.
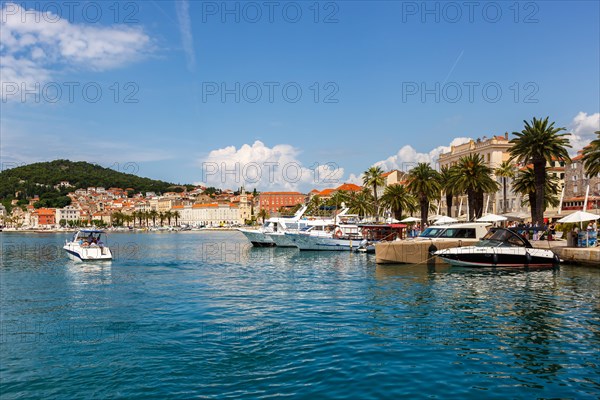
574;185;578;193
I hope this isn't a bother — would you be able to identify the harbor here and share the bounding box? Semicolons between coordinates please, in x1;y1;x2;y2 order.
1;230;599;399
1;1;599;398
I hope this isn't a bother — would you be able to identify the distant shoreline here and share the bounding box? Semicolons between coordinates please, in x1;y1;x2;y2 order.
0;228;241;233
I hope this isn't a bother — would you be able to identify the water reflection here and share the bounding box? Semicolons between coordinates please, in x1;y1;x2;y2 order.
66;261;113;285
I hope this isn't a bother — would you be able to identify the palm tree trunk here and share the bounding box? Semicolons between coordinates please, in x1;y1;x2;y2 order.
373;184;379;222
446;193;453;217
395;206;402;221
420;198;428;227
467;189;475;220
529;193;536;222
475;190;484;219
503;177;507;213
533;159;546;225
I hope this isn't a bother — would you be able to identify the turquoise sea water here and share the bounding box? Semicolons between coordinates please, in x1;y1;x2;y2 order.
1;231;599;399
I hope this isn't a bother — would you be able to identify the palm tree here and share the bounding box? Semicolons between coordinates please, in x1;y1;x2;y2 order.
307;195;323;216
327;191;348;213
143;211;150;227
440;166;455;217
449;154;499;220
111;211;124;227
138;211;145;227
512;167;560;221
158;211;165;226
258;209;269;223
495;160;515;214
123;214;133;227
406;163;441;227
172;210;181;226
165;211;173;226
149;210;158;226
346;188;374;217
362;166;385;222
509;117;571;224
582;131;600;177
381;184;417;221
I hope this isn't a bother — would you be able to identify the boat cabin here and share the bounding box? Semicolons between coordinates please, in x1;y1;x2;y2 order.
418;223;490;240
359;224;407;241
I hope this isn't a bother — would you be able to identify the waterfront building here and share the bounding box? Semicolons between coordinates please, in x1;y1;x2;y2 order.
377;170;406;199
230;188;252;223
562;148;600;213
175;202;241;226
34;208;56;228
258;191;305;214
56;206;81;224
438;134;519;216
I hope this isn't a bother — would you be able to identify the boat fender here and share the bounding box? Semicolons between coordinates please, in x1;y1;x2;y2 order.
492;253;498;267
334;228;343;238
525;252;532;267
553;253;560;268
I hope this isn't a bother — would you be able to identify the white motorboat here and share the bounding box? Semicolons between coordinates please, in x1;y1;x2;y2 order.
434;227;560;268
63;229;112;261
238;205;309;247
284;211;364;251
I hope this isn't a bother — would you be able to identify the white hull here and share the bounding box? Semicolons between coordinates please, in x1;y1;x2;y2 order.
286;233;359;251
237;229;275;246
268;232;297;247
63;243;112;261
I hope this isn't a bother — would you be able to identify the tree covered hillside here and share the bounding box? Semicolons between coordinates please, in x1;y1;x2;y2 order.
0;160;180;209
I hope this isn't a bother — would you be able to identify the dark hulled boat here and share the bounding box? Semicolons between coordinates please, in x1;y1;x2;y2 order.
434;227;560;268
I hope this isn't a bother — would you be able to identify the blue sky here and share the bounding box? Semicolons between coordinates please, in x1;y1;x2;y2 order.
1;0;599;191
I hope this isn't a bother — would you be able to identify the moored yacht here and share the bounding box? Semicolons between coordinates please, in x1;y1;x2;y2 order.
238;205;308;247
284;210;364;251
434;227;559;268
63;229;112;261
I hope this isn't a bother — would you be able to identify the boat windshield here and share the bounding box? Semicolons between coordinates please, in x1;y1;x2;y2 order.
476;229;525;247
436;228;476;239
419;227;444;238
73;231;106;245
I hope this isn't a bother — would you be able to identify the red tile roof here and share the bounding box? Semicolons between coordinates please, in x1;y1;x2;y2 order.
260;192;304;195
318;188;335;196
335;183;362;192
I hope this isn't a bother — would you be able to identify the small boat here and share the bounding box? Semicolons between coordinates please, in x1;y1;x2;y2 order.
63;229;112;261
354;223;408;254
434;227;559;268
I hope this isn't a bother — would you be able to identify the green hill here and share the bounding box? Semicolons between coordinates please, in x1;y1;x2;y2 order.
0;160;181;209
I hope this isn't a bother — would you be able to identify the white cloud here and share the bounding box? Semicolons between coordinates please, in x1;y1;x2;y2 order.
0;3;152;97
174;0;195;71
373;137;472;172
567;112;600;153
198;141;345;191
